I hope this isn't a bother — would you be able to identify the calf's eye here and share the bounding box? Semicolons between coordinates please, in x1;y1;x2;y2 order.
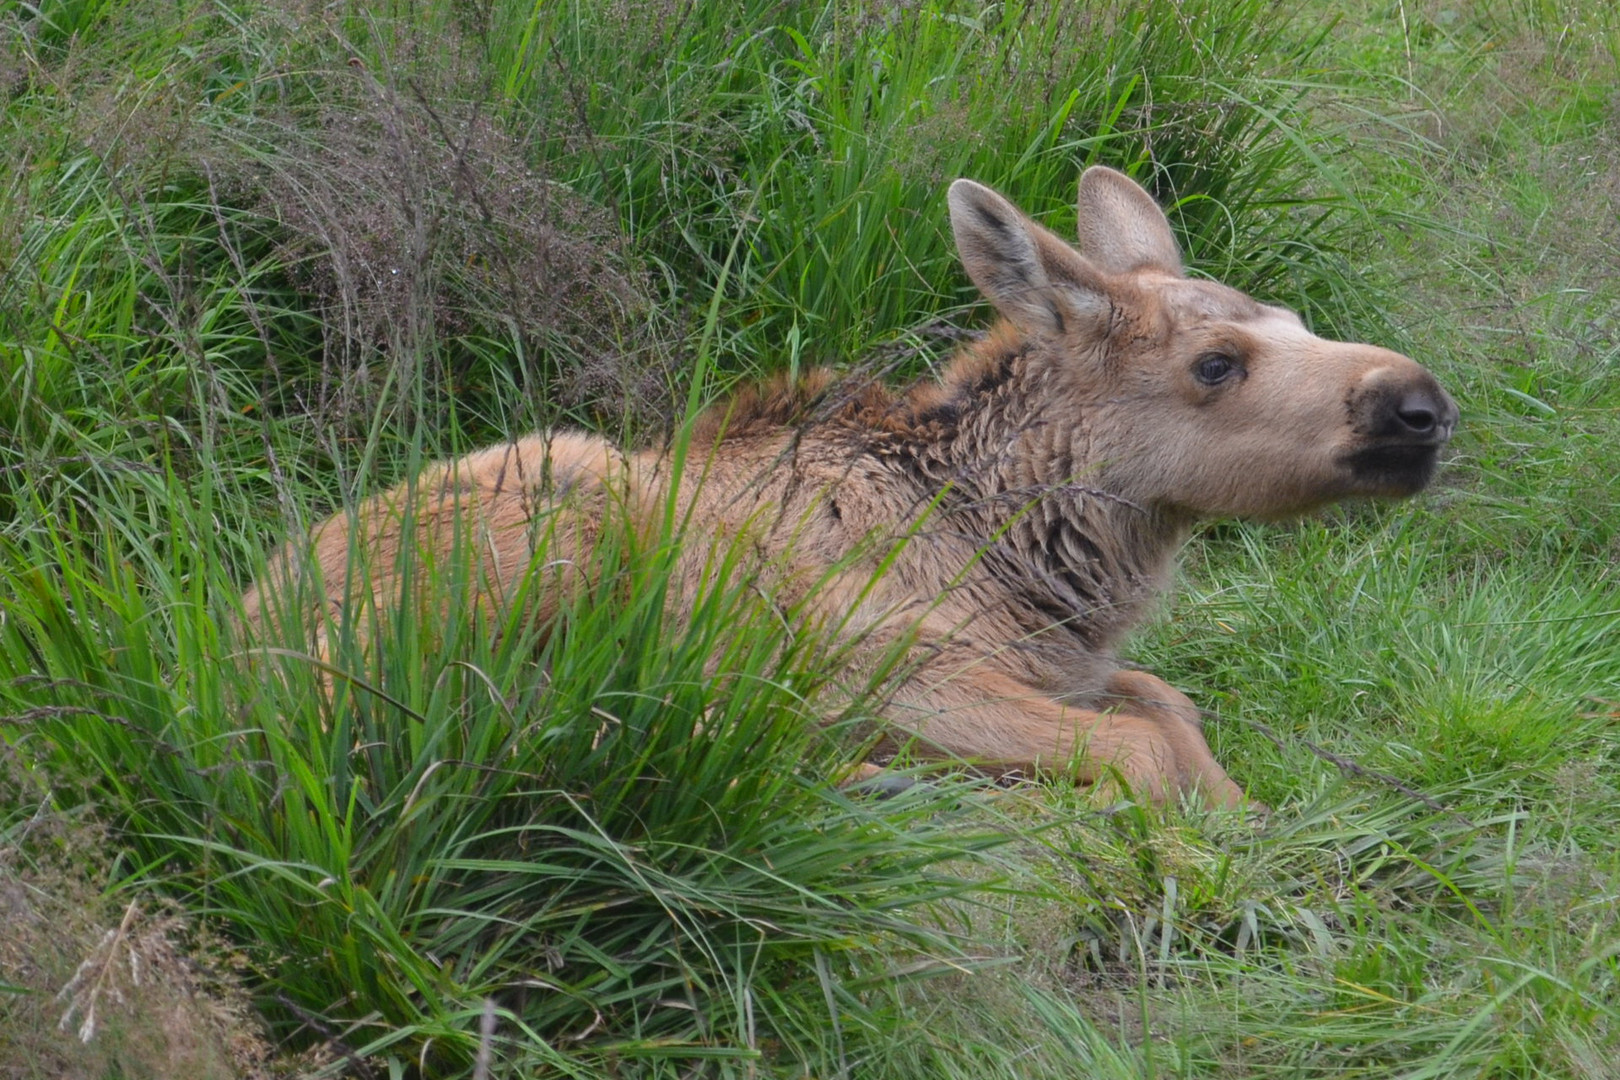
1194;353;1238;386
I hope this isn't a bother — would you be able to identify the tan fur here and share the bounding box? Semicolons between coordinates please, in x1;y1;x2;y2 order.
242;167;1457;808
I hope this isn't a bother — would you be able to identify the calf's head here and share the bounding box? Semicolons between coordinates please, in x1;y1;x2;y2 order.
947;167;1457;519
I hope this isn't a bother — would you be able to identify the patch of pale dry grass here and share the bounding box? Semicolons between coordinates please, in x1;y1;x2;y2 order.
0;758;289;1080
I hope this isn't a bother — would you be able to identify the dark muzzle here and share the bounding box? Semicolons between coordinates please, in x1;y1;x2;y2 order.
1342;374;1458;494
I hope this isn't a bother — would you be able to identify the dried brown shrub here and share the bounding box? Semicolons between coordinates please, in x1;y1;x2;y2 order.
224;58;676;431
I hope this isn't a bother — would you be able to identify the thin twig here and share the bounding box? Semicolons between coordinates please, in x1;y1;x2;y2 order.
273;992;376;1079
1224;710;1475;826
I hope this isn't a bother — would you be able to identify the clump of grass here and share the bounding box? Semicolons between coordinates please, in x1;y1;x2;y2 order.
969;765;1620;1077
0;456;1016;1074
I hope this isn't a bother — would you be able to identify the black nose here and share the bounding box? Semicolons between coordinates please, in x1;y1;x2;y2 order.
1381;386;1456;441
1395;392;1440;435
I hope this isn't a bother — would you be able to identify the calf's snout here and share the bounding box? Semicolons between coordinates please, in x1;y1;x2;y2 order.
1354;365;1458;445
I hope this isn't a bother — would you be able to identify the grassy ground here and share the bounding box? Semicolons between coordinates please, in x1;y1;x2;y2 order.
1;0;1618;1076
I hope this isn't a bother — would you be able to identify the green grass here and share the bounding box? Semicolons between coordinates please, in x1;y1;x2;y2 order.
3;0;1620;1076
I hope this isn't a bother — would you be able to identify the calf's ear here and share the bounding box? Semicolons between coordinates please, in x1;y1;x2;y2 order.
948;179;1110;339
1075;166;1183;276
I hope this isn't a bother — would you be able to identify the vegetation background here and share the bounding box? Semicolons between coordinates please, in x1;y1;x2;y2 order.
0;0;1617;1076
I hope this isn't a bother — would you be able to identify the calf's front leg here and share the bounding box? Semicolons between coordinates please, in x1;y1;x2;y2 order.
1096;668;1247;807
887;667;1244;808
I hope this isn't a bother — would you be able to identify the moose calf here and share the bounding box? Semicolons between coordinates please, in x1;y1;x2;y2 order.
243;166;1456;807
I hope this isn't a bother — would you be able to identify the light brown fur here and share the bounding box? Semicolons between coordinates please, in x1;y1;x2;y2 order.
242;167;1457;807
